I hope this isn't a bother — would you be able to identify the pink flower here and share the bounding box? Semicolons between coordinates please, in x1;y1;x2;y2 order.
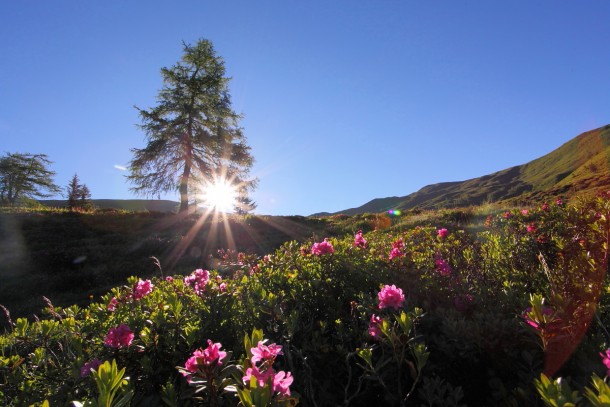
311;239;334;255
521;209;529;216
392;238;404;250
503;211;513;219
600;349;610;376
184;349;205;375
104;324;134;348
378;285;405;310
165;276;174;282
243;365;274;387
527;223;537;233
184;269;210;295
182;340;228;377
389;238;404;260
251;341;283;364
555;198;563;206
437;228;449;239
435;258;452;276
389;247;404;260
353;230;367;248
219;282;227;292
273;370;294;396
368;314;383;339
133;279;153;300
541;203;550;211
200;340;227;366
107;297;118;311
80;358;102;377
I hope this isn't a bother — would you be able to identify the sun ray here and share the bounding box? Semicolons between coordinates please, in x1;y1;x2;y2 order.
199;178;238;213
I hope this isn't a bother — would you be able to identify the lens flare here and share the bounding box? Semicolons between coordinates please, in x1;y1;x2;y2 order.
200;179;237;213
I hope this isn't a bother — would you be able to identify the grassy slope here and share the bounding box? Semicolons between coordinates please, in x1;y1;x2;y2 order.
39;199;180;212
0;210;334;318
336;124;610;214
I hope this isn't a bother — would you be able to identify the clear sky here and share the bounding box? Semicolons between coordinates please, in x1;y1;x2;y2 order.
1;2;609;215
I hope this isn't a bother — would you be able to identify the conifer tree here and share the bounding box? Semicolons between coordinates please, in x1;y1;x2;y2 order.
0;153;60;206
66;173;93;211
128;39;256;212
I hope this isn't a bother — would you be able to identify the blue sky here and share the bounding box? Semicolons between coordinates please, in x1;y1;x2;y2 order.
1;2;609;215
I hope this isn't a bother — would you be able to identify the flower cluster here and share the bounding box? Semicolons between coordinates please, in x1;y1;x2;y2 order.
104;324;134;348
106;279;155;311
184;269;210;295
353;230;367;248
437;228;449;239
311;239;334;255
600;349;610;376
133;279;153;300
107;297;118;311
243;341;293;397
80;358;102;377
368;314;383;339
378;284;405;310
389;238;404;260
434;257;452;276
251;341;284;364
182;340;228;383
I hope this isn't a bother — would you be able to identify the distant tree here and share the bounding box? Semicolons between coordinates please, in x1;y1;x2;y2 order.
128;39;256;212
79;184;93;211
66;173;93;211
235;190;257;215
0;152;61;206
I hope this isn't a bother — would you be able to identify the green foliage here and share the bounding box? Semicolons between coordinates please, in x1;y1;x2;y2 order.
3;195;610;405
535;374;581;407
0;152;61;206
73;360;134;407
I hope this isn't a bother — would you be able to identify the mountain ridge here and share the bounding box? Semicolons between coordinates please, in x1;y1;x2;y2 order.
318;124;610;216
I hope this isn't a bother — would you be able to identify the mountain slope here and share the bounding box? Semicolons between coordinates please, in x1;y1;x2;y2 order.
332;124;610;215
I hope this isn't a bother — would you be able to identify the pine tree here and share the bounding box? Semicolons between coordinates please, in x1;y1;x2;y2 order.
128;39;256;212
0;153;60;206
66;174;81;210
66;173;93;211
79;184;93;211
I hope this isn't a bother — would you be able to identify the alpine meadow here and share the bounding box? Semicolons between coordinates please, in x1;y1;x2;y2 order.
3;6;610;406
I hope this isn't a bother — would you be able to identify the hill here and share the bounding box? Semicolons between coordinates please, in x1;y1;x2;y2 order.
327;124;610;215
39;199;180;212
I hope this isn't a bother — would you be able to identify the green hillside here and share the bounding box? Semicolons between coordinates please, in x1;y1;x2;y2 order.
39;199;180;212
334;124;610;215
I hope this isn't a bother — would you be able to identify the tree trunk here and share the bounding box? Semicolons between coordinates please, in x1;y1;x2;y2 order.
179;162;191;212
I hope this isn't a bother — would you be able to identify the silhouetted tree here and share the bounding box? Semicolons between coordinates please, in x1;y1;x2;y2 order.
79;184;93;210
66;173;93;211
235;191;257;215
0;153;60;206
128;39;256;212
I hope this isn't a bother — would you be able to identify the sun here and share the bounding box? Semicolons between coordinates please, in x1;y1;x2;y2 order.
199;179;238;213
